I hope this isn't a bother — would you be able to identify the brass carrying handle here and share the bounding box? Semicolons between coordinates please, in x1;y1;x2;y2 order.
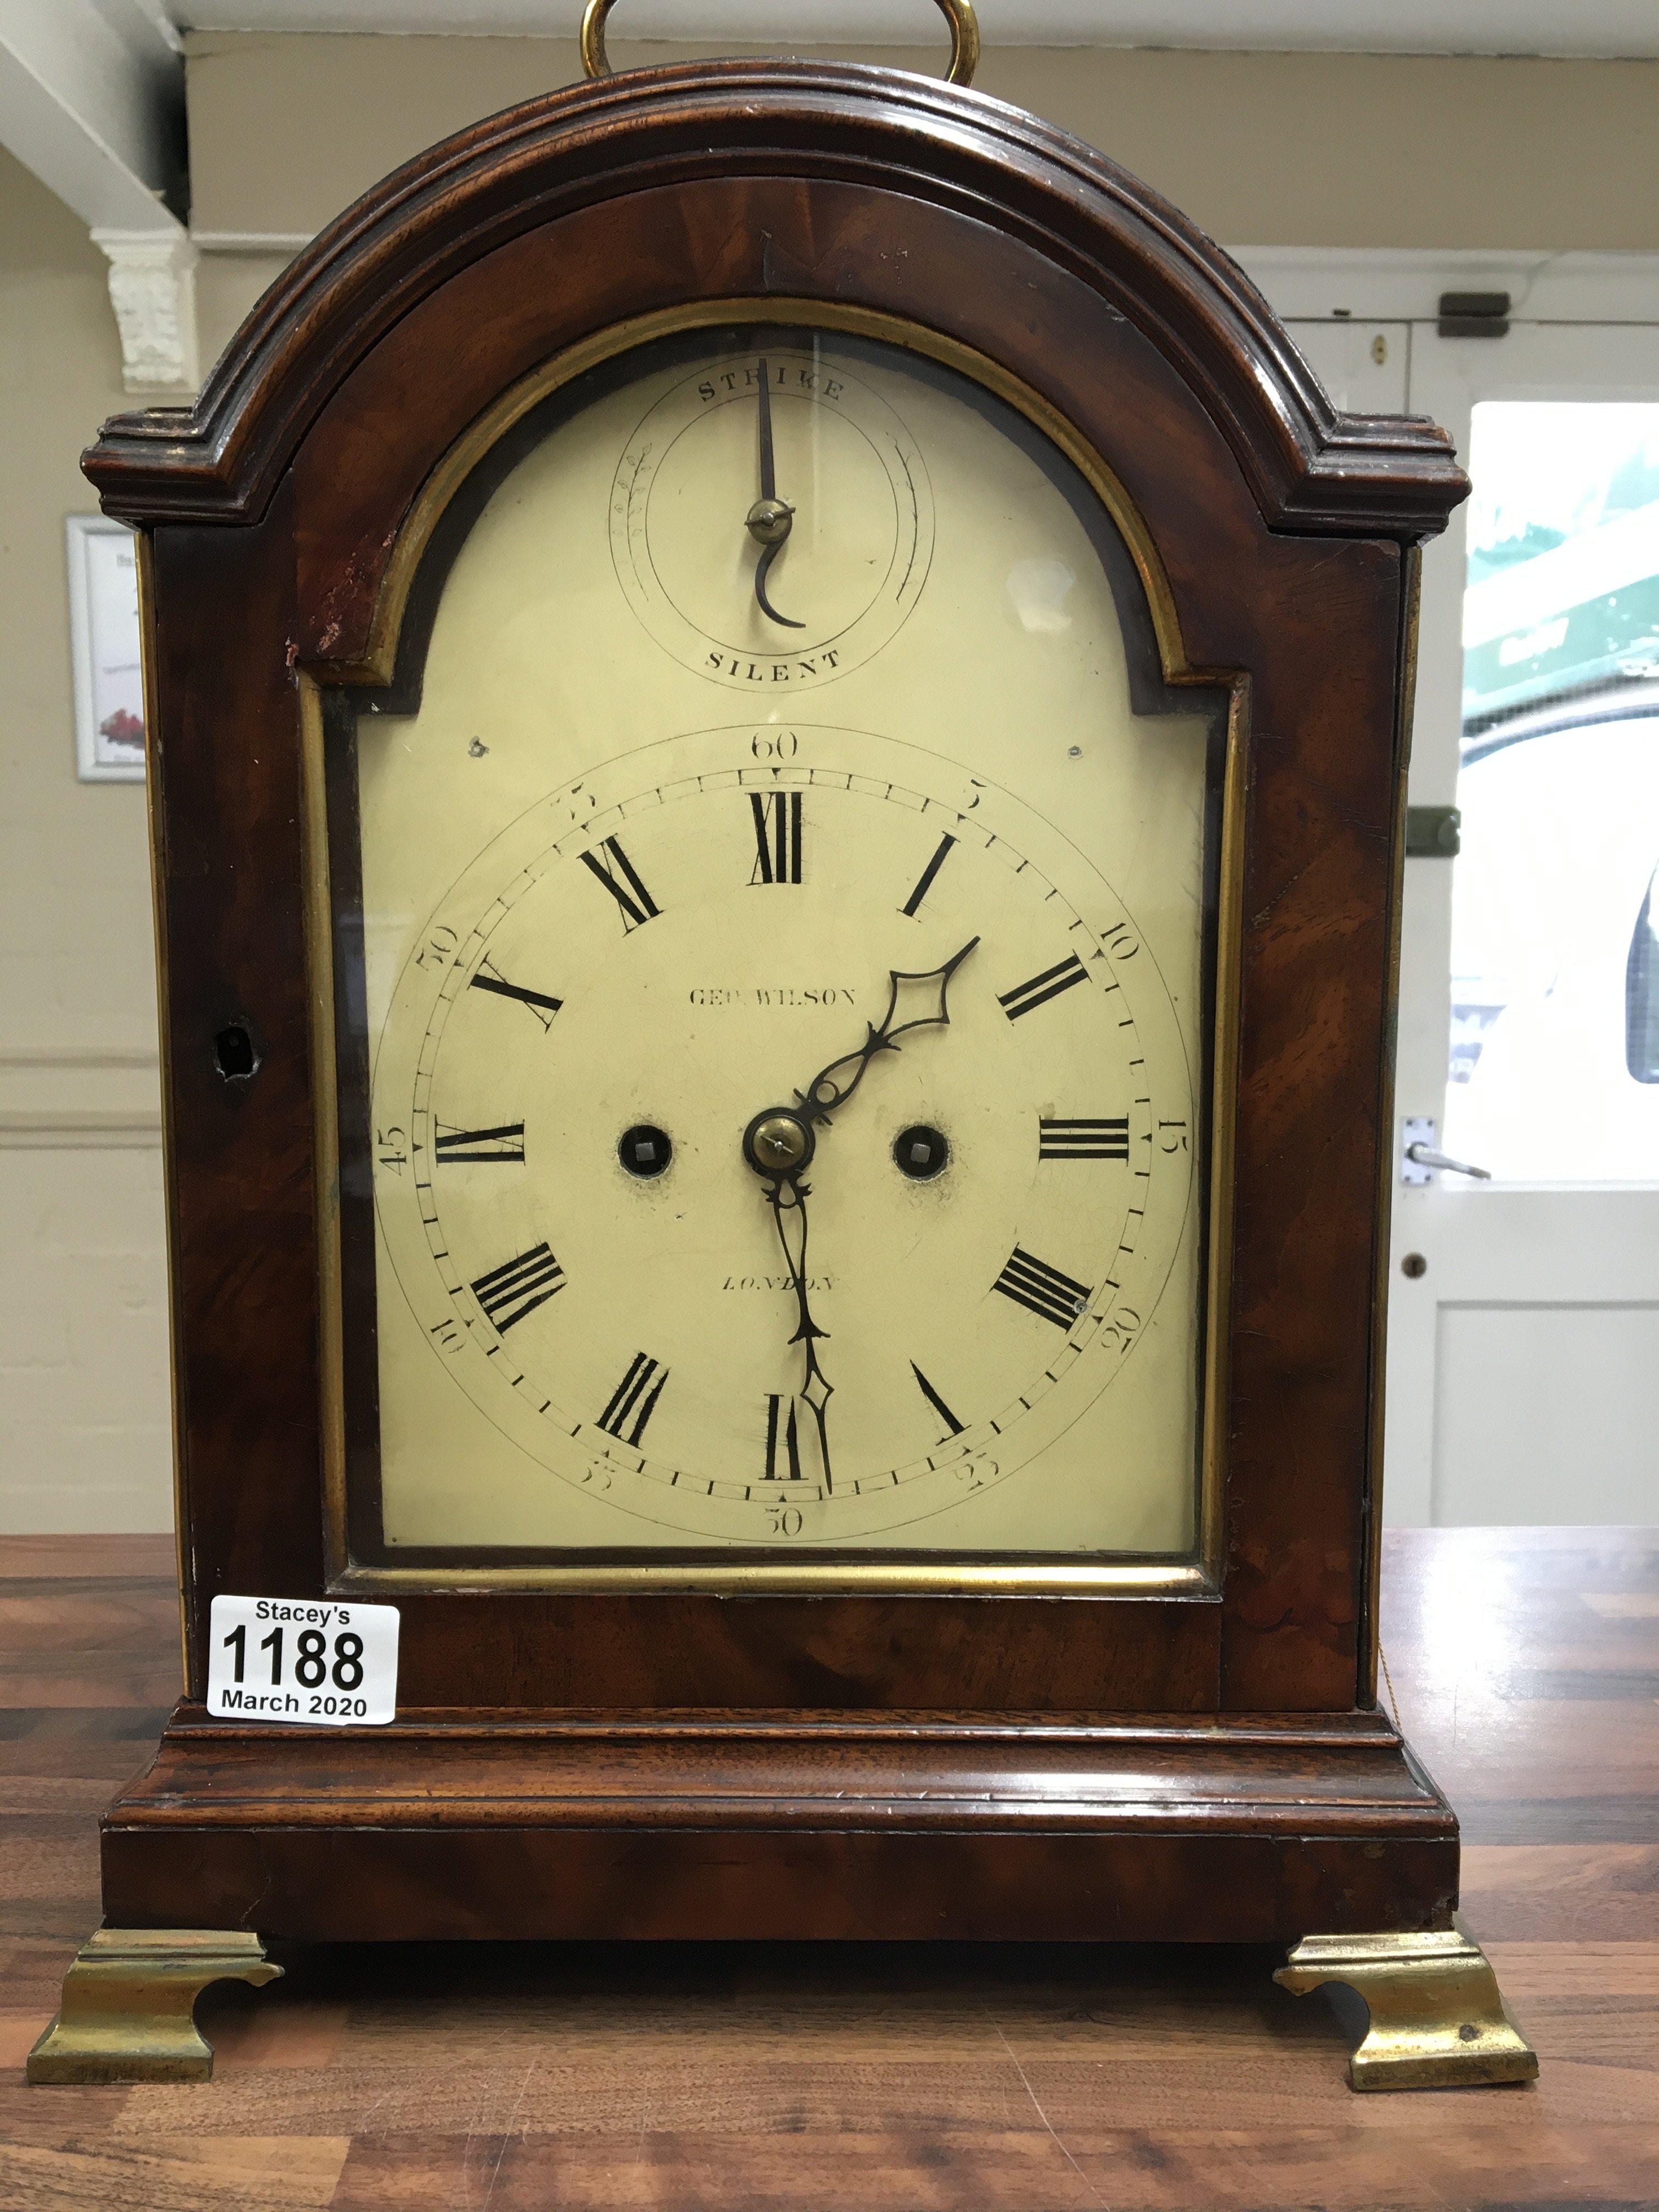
579;0;980;88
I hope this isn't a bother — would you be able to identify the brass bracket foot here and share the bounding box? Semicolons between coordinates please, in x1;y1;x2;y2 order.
27;1928;283;2085
1276;1928;1538;2091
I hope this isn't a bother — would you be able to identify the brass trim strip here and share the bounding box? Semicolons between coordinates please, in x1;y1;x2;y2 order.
334;1560;1215;1598
303;297;1248;1601
300;674;349;1583
136;537;192;1695
1198;681;1249;1591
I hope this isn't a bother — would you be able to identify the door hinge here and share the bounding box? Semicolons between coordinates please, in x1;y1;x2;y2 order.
1406;804;1461;857
1437;291;1510;339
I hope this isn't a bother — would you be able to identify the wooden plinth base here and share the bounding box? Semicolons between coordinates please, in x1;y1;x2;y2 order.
32;1707;1539;2093
100;1703;1458;1945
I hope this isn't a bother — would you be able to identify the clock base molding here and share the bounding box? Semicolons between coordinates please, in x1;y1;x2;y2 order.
98;1705;1462;1947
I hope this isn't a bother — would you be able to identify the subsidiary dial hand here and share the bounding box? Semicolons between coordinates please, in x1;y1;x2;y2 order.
745;357;804;630
738;937;979;1493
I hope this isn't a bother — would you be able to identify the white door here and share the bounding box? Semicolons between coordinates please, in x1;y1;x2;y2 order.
1385;323;1659;1525
1285;319;1409;417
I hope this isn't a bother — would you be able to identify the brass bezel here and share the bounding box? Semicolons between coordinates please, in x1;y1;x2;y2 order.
136;535;197;1690
301;297;1248;1599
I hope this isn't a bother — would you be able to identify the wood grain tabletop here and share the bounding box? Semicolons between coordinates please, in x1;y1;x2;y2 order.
2;1526;1655;2209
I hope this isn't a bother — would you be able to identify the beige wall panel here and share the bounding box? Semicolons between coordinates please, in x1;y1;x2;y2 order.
0;153;156;1046
196;248;295;373
185;32;1658;252
0;1149;172;1533
0;150;170;1532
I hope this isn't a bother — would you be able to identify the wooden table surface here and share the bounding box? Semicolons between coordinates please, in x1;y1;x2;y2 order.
2;1527;1655;2209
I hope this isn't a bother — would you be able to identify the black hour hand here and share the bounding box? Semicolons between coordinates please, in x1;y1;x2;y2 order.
798;938;980;1127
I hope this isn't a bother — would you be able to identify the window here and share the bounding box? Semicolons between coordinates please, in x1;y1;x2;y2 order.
1445;403;1659;1183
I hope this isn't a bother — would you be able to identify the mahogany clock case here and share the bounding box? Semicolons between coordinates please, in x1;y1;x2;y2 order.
84;60;1470;1944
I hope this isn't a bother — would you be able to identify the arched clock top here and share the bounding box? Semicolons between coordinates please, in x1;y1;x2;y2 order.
82;60;1465;542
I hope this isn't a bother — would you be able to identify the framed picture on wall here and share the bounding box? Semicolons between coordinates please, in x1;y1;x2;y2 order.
66;515;145;782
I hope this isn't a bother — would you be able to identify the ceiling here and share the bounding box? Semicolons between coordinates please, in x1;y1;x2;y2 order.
167;1;1659;58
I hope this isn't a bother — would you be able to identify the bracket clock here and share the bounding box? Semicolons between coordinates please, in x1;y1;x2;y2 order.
32;0;1537;2093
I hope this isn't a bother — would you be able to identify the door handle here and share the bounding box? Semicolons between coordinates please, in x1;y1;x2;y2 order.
1402;1116;1492;1183
1405;1141;1492;1180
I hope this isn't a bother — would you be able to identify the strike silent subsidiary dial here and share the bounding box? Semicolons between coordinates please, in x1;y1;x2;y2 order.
611;346;935;691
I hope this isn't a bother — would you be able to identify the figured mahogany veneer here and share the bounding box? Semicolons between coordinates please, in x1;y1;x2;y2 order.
87;59;1469;1944
103;1709;1456;1944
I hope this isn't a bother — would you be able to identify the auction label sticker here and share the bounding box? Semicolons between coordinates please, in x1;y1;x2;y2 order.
207;1595;400;1725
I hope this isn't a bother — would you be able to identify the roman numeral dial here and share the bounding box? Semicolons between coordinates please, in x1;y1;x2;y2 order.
1040;1116;1130;1161
763;1394;804;1481
580;837;659;930
749;791;803;884
434;1121;525;1165
902;832;957;917
911;1362;965;1440
597;1354;668;1447
992;1246;1093;1330
470;1244;565;1333
469;957;561;1028
760;1391;834;1488
999;955;1090;1021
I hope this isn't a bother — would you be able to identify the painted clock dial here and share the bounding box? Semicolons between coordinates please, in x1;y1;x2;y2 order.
354;323;1221;1561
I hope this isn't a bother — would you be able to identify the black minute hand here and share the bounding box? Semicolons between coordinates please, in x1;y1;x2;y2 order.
738;938;980;1498
746;357;804;630
764;1172;834;1490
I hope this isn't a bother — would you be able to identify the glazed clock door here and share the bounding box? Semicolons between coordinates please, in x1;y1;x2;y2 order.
336;318;1226;1577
